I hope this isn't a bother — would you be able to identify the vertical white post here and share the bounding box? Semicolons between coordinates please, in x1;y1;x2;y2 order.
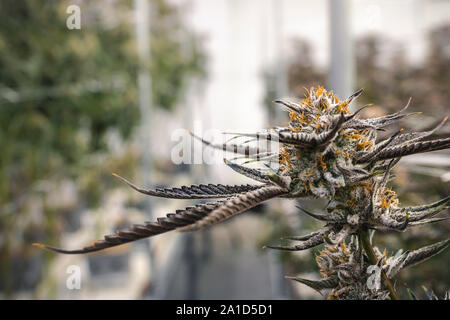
328;0;354;102
135;0;153;186
270;0;289;300
134;0;156;295
274;0;287;99
273;0;288;120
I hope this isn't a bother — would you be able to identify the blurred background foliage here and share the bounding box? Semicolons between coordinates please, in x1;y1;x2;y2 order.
0;0;205;297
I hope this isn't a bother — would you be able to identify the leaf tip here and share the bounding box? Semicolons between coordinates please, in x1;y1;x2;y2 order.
32;243;46;249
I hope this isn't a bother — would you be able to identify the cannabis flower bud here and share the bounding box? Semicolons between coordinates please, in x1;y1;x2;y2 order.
35;86;449;300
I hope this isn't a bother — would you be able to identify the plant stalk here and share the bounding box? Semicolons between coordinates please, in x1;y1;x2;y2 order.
359;229;400;300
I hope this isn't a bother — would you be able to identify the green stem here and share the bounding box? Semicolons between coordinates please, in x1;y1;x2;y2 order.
359;229;400;300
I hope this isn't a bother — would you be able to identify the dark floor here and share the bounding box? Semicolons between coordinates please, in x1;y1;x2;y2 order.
161;216;289;300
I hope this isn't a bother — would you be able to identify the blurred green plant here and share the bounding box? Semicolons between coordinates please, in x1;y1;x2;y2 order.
0;0;205;297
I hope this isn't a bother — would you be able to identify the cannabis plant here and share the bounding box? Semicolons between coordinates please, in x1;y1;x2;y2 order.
35;87;449;300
